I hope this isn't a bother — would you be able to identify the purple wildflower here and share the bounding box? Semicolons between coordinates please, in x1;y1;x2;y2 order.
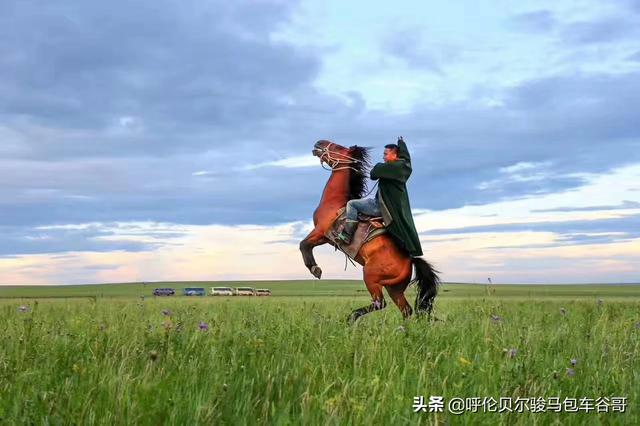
198;321;209;332
18;305;29;313
161;309;172;317
570;358;577;366
566;368;575;377
504;348;517;358
560;307;567;316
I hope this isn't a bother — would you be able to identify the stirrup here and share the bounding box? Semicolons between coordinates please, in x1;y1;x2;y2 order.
337;232;352;244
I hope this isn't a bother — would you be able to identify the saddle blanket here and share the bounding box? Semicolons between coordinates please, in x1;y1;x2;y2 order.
324;207;387;260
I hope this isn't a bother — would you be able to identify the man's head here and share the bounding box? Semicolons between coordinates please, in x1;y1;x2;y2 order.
383;144;398;162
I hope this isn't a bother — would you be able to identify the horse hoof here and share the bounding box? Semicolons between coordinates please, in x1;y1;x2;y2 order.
310;265;322;279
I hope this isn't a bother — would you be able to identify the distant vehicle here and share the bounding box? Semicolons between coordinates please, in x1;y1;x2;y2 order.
256;288;271;296
183;287;206;296
235;287;256;296
211;287;235;296
153;288;175;296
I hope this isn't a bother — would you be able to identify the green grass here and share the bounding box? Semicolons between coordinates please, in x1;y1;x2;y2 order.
1;282;639;424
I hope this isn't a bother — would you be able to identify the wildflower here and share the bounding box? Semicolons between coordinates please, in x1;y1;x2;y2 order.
490;314;502;323
458;356;472;366
570;358;577;367
566;368;575;377
198;321;209;332
635;321;640;329
149;350;158;361
99;324;107;332
503;348;517;358
560;307;566;316
18;305;29;313
597;298;604;306
161;309;172;316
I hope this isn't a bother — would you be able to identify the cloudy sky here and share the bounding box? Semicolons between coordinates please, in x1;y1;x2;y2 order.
1;0;639;285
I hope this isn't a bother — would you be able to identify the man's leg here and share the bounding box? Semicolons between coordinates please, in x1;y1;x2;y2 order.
359;197;382;217
339;198;380;244
346;198;380;219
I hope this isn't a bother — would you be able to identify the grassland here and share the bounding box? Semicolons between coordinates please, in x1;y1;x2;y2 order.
1;281;639;425
1;279;639;299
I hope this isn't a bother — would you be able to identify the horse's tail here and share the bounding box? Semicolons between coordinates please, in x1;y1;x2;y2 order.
412;257;440;319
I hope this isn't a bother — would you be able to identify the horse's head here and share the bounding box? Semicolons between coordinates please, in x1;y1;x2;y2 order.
313;140;348;161
312;140;367;171
312;139;372;199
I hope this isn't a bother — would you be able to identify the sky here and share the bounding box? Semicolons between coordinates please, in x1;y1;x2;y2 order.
1;0;639;285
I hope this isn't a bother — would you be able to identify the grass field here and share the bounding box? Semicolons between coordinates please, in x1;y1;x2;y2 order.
1;281;639;424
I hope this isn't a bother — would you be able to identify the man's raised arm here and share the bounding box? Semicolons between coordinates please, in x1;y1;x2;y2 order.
397;137;411;164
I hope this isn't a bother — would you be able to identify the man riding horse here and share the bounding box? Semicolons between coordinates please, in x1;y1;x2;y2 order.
337;137;423;257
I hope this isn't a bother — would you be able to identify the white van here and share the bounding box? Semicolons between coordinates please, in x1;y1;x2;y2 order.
211;287;235;296
235;287;256;296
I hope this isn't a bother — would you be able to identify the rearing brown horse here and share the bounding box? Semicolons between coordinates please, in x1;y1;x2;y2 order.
299;140;440;323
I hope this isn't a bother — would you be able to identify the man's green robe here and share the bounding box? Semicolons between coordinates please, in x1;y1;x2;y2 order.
370;139;423;257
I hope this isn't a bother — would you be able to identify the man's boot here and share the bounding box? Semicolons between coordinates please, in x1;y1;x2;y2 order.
337;220;357;244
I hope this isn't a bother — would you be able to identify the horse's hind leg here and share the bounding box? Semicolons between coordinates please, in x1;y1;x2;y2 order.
385;283;413;319
347;280;385;325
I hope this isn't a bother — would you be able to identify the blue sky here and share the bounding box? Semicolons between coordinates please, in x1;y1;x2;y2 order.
1;0;639;284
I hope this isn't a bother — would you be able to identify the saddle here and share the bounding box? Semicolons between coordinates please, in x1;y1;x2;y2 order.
324;207;387;260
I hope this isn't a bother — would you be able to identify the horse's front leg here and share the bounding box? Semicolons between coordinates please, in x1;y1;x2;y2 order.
299;229;327;279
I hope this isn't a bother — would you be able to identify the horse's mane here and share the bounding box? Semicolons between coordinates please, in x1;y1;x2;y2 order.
348;145;371;200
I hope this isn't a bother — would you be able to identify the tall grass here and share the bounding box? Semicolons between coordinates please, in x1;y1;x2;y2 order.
1;296;638;424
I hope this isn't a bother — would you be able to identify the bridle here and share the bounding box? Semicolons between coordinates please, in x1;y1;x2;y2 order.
313;142;379;197
313;142;365;174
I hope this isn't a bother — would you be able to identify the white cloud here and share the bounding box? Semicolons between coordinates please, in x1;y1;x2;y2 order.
239;155;320;170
